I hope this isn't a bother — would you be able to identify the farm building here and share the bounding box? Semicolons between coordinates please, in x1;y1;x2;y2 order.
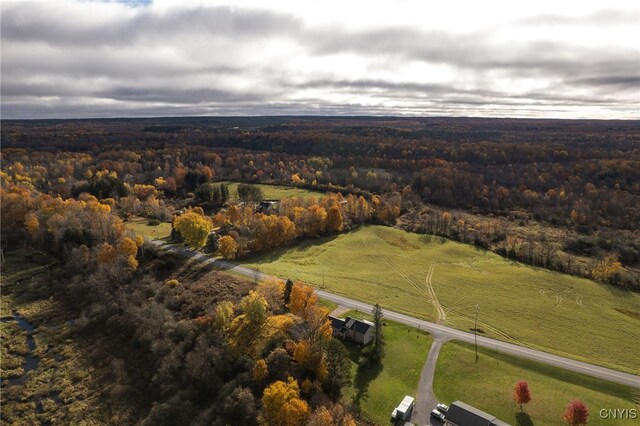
444;401;510;426
328;315;375;345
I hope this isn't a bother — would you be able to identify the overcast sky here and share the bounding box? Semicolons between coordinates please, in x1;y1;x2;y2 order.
1;0;639;119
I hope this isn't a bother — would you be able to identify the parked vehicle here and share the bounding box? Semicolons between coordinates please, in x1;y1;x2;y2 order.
437;403;449;413
431;409;446;421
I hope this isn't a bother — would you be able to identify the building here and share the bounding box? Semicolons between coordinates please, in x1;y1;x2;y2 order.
256;200;278;214
445;401;511;426
328;315;375;345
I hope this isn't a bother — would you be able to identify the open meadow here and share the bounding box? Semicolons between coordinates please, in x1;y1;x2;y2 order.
123;216;172;240
242;225;640;374
434;341;639;426
221;181;325;201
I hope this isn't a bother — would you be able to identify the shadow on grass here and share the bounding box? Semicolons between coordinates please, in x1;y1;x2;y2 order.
515;411;534;426
352;361;383;413
461;341;633;399
341;339;383;413
238;234;340;265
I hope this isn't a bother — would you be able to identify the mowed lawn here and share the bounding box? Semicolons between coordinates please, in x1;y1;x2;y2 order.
242;225;640;374
123;216;172;240
434;341;639;426
221;181;325;201
338;310;432;425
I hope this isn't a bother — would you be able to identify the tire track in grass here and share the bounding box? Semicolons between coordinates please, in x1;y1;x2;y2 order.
425;262;446;323
363;235;446;323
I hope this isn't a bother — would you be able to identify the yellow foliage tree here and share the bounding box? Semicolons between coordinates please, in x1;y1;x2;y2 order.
218;235;239;259
261;377;309;426
213;301;234;333
253;359;269;382
119;237;138;257
591;255;622;282
174;211;213;248
127;255;139;270
294;340;312;365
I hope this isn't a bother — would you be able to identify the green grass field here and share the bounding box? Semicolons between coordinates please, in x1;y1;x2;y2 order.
123;216;172;240
434;341;639;426
339;310;432;425
241;225;640;374
222;181;325;201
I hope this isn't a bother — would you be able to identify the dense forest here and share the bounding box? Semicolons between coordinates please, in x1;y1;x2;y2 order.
2;117;639;288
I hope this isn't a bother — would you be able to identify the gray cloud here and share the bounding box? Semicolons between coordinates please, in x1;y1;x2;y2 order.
1;1;637;119
1;3;299;47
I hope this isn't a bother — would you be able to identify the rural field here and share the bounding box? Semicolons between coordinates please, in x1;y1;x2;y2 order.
338;310;432;425
242;225;640;374
434;341;639;426
123;216;172;240
221;181;325;201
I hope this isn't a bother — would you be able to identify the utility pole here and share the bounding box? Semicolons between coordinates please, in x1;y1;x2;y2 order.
474;304;480;364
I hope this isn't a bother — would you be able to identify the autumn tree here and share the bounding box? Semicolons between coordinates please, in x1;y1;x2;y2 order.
325;205;344;233
307;405;356;426
213;301;234;334
257;279;285;312
218;235;239;260
591;255;622;283
288;282;318;318
173;211;212;248
253;359;269;382
513;380;532;412
564;400;589;425
261;377;309;426
230;291;269;354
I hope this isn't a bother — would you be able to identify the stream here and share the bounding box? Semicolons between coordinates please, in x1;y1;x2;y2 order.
1;312;40;385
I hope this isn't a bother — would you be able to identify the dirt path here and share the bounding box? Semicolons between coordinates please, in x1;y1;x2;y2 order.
329;305;351;317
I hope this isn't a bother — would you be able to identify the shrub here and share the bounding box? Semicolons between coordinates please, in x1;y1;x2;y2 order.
166;279;179;288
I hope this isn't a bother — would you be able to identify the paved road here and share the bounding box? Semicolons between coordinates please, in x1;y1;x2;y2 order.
412;337;448;426
148;239;640;389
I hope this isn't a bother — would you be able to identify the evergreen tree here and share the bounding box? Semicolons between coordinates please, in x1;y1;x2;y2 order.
284;279;294;306
372;303;384;362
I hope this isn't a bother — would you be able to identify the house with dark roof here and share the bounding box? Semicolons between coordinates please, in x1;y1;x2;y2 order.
445;401;510;426
256;200;279;214
328;315;375;345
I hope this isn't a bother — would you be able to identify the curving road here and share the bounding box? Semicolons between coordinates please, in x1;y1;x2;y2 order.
148;239;640;389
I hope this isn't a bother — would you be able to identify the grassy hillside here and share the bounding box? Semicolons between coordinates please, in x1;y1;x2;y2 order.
222;181;325;200
434;341;639;426
242;225;640;374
